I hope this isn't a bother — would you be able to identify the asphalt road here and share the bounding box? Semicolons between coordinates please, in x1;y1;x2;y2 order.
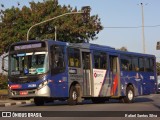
0;94;160;120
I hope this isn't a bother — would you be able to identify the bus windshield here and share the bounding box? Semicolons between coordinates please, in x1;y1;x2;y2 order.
9;52;49;76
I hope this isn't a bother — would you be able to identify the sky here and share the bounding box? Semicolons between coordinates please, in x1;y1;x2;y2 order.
1;0;160;61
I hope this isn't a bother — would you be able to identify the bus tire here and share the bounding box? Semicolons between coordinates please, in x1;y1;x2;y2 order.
68;85;79;105
34;97;44;106
123;85;134;103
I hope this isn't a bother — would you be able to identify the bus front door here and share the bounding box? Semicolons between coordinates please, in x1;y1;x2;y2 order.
109;55;120;96
82;52;92;96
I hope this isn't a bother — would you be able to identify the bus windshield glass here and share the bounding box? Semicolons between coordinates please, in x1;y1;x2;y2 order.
9;52;48;76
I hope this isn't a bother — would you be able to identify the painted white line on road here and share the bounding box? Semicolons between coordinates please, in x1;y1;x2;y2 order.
149;94;154;98
25;101;32;104
5;103;11;106
16;102;22;105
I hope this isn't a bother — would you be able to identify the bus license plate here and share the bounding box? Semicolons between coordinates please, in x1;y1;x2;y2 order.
20;91;28;95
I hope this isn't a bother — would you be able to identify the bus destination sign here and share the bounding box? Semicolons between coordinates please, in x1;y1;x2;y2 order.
14;43;42;50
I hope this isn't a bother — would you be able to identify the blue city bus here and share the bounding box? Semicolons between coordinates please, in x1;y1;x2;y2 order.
3;39;157;105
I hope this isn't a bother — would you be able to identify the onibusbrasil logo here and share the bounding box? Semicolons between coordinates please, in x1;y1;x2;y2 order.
1;112;42;118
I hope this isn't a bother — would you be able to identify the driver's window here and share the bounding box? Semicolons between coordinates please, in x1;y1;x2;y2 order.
51;45;65;74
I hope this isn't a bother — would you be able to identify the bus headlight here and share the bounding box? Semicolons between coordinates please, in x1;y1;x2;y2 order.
42;75;47;81
38;80;48;90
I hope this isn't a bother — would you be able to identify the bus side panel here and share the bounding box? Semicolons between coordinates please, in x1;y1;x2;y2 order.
50;73;69;98
98;71;111;97
93;69;109;97
68;68;83;94
120;71;157;96
142;72;157;94
120;71;143;96
93;70;120;97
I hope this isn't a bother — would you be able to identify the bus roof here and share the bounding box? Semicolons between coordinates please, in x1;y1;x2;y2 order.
10;39;155;58
68;42;115;50
117;50;155;58
67;42;155;58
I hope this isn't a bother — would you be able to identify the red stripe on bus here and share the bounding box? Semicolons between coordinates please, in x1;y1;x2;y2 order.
111;74;118;95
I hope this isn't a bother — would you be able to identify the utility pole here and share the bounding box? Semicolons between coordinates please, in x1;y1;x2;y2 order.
140;3;146;54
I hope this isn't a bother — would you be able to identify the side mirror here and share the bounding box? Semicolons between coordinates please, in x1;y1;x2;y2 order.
2;54;8;72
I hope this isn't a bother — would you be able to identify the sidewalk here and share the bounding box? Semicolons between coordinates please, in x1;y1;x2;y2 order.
0;95;34;107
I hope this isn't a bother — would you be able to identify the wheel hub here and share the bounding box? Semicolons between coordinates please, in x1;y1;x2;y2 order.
72;91;77;100
128;90;133;100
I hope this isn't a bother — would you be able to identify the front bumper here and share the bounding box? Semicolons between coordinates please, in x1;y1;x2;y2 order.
9;85;51;98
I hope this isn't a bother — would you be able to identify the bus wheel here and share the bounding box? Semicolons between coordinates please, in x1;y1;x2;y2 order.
68;85;78;105
123;85;134;103
34;97;44;106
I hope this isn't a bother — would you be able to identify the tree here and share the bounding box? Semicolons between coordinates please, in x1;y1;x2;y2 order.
0;0;103;54
156;62;160;75
0;73;7;89
118;46;128;52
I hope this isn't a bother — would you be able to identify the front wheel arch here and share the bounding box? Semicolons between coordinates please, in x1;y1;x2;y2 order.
68;83;82;105
68;84;79;105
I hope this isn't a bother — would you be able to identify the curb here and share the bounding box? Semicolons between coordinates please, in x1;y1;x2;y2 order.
0;95;8;99
0;100;34;107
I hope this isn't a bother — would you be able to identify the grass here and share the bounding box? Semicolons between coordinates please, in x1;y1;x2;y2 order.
0;89;8;95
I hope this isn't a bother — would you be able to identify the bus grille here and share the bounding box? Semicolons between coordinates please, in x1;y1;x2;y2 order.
9;76;42;84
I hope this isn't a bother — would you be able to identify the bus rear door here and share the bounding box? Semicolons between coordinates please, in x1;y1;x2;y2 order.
82;51;92;96
109;54;121;97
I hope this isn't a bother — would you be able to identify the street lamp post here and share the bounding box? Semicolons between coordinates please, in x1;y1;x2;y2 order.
55;26;57;41
140;3;146;54
27;11;84;41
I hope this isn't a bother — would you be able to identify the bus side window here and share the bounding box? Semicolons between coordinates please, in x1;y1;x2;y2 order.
94;59;99;68
145;58;150;71
69;58;74;67
120;56;132;71
135;66;139;72
68;48;80;68
51;45;65;74
93;51;107;69
75;58;79;67
132;57;139;72
132;64;139;72
149;58;154;72
139;58;144;72
102;62;107;69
